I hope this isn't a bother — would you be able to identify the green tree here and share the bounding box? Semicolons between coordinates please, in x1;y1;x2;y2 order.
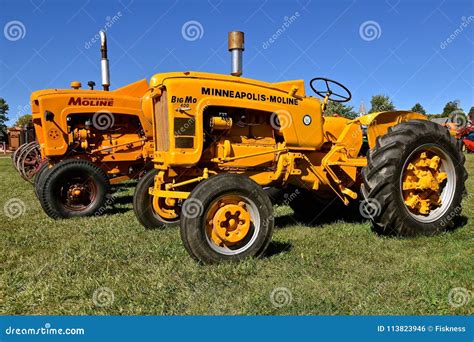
411;103;426;115
441;100;462;117
14;114;32;128
323;101;357;119
467;106;474;119
368;95;395;113
0;98;8;129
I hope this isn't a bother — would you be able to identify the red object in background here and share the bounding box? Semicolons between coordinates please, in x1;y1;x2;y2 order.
463;138;474;153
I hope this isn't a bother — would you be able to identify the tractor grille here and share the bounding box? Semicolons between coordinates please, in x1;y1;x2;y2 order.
154;89;169;152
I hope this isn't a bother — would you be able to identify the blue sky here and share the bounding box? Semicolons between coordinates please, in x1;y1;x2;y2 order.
1;0;473;125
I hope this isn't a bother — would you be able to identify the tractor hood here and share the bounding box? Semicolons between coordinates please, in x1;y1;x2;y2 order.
30;79;149;102
149;71;307;98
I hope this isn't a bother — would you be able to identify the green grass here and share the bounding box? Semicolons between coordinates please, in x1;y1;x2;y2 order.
0;155;472;315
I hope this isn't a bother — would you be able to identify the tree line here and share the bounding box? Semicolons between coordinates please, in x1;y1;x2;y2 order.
324;95;474;121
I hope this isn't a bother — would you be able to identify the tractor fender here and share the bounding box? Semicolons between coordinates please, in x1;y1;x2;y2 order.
353;111;427;149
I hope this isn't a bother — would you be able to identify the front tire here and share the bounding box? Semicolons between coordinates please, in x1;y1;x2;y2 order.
361;120;467;236
34;162;50;198
39;159;110;219
180;174;274;264
133;169;180;229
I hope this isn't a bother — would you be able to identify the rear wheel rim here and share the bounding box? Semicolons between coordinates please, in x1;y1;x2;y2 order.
204;194;260;255
400;144;456;223
58;176;98;211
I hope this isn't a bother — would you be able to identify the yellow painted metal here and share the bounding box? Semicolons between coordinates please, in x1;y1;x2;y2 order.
31;79;152;157
70;81;81;89
402;151;448;215
144;67;430;210
206;196;252;247
30;78;155;180
210;116;232;130
355;111;426;149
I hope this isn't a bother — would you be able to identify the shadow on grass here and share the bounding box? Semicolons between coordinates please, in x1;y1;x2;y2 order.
111;195;133;206
263;240;293;258
274;202;366;230
102;207;131;215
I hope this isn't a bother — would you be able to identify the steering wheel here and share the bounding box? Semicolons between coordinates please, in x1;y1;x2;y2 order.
309;77;352;103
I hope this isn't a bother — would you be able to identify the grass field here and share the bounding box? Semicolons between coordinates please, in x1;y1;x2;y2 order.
1;155;472;315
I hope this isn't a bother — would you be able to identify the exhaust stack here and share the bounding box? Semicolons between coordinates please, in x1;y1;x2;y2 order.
100;31;110;91
228;31;244;77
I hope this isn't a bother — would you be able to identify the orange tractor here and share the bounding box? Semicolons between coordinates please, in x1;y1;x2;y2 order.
132;32;467;264
31;32;154;219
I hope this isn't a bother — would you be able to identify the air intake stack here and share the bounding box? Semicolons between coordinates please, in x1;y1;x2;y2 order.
99;31;110;91
228;31;244;77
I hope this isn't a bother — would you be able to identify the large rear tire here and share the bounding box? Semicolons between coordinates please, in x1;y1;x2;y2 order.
361;120;467;236
39;159;110;219
180;174;274;264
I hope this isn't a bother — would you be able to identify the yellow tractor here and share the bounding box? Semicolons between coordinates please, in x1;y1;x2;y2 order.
133;32;467;263
31;32;154;219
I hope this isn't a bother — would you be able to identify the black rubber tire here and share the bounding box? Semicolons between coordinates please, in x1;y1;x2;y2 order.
39;159;110;219
34;162;50;198
133;169;179;229
361;120;467;236
180;174;274;264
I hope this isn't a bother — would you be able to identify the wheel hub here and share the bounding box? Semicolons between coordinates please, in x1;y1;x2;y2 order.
208;200;251;246
402;151;448;215
68;185;85;200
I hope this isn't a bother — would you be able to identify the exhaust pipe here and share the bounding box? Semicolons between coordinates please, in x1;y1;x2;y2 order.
228;31;244;77
99;31;110;91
